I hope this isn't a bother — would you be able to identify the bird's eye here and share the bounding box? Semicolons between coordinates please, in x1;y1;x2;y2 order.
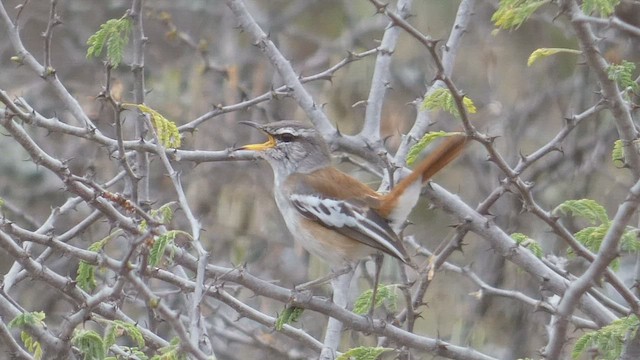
279;133;295;143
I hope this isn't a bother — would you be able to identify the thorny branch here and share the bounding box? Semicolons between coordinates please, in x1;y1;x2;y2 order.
0;0;639;359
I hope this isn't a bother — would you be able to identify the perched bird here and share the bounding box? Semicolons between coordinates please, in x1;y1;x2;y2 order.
236;120;467;269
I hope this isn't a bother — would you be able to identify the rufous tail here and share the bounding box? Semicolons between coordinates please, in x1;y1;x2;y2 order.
378;134;468;217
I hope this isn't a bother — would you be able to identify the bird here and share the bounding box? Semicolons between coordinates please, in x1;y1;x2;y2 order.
235;120;467;271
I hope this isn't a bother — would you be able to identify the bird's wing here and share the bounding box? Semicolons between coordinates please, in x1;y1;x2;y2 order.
285;168;407;262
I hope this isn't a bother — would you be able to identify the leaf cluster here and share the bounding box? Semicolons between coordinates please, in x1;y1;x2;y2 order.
510;233;543;258
149;230;184;267
73;325;185;360
8;312;46;360
554;199;640;270
275;305;304;331
607;60;639;95
353;284;398;315
152;337;187;360
582;0;621;17
77;230;122;292
123;104;182;148
336;346;392;360
612;139;625;168
421;88;476;119
86;16;132;67
491;0;550;30
573;315;639;359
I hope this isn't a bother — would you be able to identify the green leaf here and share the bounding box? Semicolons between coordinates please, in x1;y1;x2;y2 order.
149;231;178;267
336;346;393;360
573;315;639;360
21;331;43;360
123;103;181;148
582;0;621;17
607;60;639;94
553;199;610;225
491;0;550;30
152;337;186;360
575;224;608;252
76;261;98;292
612;139;625;168
106;347;148;360
86;16;132;67
406;131;462;166
140;203;175;240
572;331;594;359
72;329;105;360
104;320;145;352
353;284;397;315
153;203;175;224
422;88;476;119
8;311;45;329
275;305;304;331
76;231;121;292
511;233;543;258
621;227;640;253
527;48;582;67
9;312;45;360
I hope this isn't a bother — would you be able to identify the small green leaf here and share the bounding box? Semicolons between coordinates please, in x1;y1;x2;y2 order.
353;284;397;315
123;103;181;148
527;48;582;67
553;199;610;225
575;225;608;252
76;231;121;292
491;0;550;30
152;337;186;360
621;227;640;252
153;203;175;224
8;311;46;329
572;332;593;359
511;233;543;258
607;60;639;94
275;305;304;331
422;88;476;118
86;16;132;67
140;203;175;233
104;320;145;352
76;261;97;292
21;331;43;360
72;329;105;360
336;346;393;360
149;231;179;267
582;0;621;17
9;312;45;360
571;224;625;270
406;131;462;166
612;139;625;168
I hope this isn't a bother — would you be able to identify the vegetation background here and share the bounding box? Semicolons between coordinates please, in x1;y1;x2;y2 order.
0;0;639;359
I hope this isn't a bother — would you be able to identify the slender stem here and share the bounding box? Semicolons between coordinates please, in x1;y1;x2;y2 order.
130;0;149;207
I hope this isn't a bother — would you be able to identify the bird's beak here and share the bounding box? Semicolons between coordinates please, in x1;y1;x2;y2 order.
236;121;276;151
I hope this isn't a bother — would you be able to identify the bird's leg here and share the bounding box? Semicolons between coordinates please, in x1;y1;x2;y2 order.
368;253;384;317
294;264;353;291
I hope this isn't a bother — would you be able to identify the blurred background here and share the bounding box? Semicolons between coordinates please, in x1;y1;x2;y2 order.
1;0;639;358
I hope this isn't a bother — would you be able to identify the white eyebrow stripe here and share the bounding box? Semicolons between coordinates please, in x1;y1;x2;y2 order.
272;127;314;137
289;194;405;260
